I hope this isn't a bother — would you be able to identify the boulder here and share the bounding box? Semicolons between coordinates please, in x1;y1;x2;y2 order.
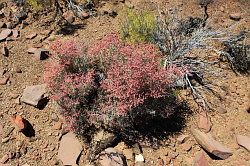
20;84;47;107
191;128;232;159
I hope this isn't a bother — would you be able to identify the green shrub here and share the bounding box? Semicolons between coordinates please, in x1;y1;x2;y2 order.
120;9;156;43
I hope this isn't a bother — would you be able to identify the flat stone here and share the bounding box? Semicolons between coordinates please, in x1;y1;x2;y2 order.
27;47;37;54
177;135;190;144
33;48;49;60
0;154;9;164
0;29;12;41
135;154;144;162
236;135;250;152
229;13;241;21
26;32;37;39
181;142;192;151
191;128;232;159
193;152;208;166
58;132;83;166
198;111;212;133
20;84;47;107
79;11;89;19
0;21;5;28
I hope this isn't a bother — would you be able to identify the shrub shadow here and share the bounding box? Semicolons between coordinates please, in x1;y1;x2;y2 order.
56;23;86;35
113;92;192;146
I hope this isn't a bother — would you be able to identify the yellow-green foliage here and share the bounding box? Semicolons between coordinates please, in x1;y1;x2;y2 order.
27;0;43;11
120;9;156;43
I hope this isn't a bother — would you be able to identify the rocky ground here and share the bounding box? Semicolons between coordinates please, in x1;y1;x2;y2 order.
0;0;249;166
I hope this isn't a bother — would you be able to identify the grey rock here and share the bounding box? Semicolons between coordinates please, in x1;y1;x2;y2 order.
33;48;49;60
12;30;19;38
0;29;12;41
98;148;126;166
20;84;47;107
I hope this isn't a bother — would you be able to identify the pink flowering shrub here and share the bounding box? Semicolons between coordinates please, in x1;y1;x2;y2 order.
44;33;188;143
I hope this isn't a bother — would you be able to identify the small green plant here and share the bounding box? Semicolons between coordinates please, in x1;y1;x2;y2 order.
27;0;43;10
120;9;156;43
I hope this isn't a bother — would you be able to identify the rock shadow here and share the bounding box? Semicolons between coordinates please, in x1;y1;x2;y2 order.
37;97;50;110
22;119;35;137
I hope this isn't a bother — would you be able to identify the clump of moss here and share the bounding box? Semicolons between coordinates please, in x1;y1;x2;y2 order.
120;9;156;43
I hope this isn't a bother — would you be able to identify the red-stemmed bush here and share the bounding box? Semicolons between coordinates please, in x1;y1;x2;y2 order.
44;33;188;143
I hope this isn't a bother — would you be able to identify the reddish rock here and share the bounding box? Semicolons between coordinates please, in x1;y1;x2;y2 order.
191;128;232;159
181;142;192;151
26;32;37;39
0;154;9;164
236;135;250;152
27;47;37;54
79;11;89;19
63;12;75;24
198;111;212;133
12;29;19;38
0;76;9;85
177;135;190;144
193;152;208;166
0;29;12;41
58;132;83;165
52;121;62;130
10;115;26;131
